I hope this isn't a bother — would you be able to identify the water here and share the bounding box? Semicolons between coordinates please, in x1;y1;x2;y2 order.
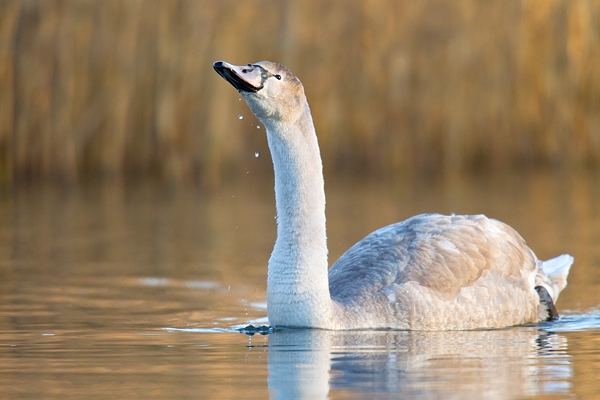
1;171;599;399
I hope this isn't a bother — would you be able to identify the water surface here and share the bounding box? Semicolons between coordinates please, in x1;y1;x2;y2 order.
1;171;599;399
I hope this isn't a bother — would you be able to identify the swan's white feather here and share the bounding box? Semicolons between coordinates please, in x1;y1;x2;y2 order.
328;214;540;329
213;60;573;330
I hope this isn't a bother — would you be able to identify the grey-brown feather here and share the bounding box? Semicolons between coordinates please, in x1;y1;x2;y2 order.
329;214;536;307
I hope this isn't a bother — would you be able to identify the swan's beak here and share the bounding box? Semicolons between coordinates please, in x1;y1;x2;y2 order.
213;61;263;93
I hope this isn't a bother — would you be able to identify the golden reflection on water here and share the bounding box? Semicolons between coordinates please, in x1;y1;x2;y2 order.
267;328;573;399
0;170;599;398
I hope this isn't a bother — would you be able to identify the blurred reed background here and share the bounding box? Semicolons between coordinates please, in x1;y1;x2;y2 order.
1;0;599;186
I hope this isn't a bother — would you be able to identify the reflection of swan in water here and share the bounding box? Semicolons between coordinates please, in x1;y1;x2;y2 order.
214;60;573;330
266;328;572;399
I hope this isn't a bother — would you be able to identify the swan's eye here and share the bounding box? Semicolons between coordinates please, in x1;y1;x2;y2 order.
274;74;282;80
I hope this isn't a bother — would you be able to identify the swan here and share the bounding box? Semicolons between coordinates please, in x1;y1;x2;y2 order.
213;60;573;330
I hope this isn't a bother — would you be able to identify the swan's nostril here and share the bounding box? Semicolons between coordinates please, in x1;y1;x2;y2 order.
242;64;255;74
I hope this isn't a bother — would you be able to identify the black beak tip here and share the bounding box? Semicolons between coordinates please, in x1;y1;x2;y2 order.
213;61;226;75
213;61;232;84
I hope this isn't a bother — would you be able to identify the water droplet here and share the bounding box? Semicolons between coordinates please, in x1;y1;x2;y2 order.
238;114;244;120
254;152;259;158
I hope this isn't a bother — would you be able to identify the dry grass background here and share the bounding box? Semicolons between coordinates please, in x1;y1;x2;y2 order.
1;0;599;185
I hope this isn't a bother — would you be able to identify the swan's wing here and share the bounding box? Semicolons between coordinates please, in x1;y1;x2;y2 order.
328;214;537;303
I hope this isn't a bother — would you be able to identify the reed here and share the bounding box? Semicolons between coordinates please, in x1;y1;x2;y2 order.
1;0;599;185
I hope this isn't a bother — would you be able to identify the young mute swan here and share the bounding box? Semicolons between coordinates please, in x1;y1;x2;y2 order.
213;60;573;330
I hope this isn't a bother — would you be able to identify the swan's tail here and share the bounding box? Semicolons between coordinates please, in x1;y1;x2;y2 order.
536;254;574;303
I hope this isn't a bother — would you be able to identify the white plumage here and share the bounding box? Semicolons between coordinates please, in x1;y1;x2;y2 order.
213;60;573;330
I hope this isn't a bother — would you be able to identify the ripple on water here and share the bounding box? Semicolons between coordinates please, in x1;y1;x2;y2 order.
162;327;235;334
545;309;600;332
164;309;600;337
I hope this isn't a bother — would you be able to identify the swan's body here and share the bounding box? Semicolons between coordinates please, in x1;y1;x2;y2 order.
213;60;573;330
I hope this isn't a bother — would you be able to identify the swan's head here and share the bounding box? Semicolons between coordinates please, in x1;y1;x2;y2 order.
213;60;306;124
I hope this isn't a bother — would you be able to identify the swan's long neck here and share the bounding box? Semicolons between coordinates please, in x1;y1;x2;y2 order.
263;110;333;328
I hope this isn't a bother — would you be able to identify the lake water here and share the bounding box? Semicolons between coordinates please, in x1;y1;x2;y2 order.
1;171;599;399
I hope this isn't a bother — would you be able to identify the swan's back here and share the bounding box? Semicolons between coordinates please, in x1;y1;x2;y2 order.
328;214;548;330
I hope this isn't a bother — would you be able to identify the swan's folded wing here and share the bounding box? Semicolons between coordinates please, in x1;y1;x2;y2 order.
329;214;537;303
